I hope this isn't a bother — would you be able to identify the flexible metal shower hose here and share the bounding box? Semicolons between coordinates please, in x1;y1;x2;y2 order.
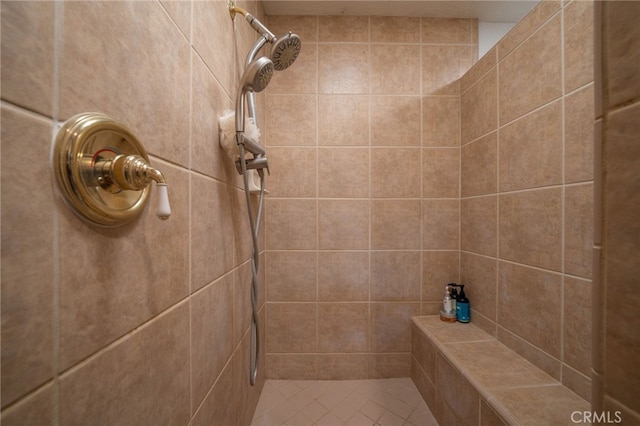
238;143;265;386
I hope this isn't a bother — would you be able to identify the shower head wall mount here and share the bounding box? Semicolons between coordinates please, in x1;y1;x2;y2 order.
229;4;302;71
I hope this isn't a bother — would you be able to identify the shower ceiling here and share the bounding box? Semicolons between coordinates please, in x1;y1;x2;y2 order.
262;0;539;23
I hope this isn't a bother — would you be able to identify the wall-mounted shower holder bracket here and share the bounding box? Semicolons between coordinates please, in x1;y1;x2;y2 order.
52;112;171;227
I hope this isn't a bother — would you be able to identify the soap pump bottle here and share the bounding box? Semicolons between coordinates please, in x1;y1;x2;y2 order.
449;283;458;313
440;285;458;322
443;288;453;314
456;284;470;323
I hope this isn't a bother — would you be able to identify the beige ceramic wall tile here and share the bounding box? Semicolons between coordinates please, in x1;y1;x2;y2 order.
461;132;497;197
371;148;421;198
564;0;594;93
159;1;191;40
371;16;421;43
445;340;557;389
605;1;640;106
266;354;318;379
59;303;190;425
319;15;369;42
371;200;421;249
560;364;591;403
191;277;234;410
564;183;593;278
498;262;562;358
265;94;317;146
233;262;252;345
231;185;253;262
422;250;460;303
422;199;460;250
565;84;595;183
193;1;235;92
192;361;235;426
318;251;370;302
371;251;421;301
318;147;370;198
563;276;592;376
422;18;475;44
459;47;496;94
422;96;461;148
480;399;509;426
435;353;481;425
370;303;420;352
319;200;370;250
461;68;497;144
190;174;235;292
318;303;369;352
58;161;189;369
422;251;460;302
497;326;561;380
1;107;54;406
499;188;562;271
460;252;497;321
267;147;317;198
369;353;412;378
266;251;317;302
499;100;563;192
497;1;561;60
490;385;589;425
461;195;497;256
371;44;421;95
412;322;438;380
1;385;53;426
60;1;191;166
266;303;317;353
423;148;460;198
422;45;474;95
604;102;640;410
267;15;318;43
268;43;318;95
265;199;317;250
191;54;234;181
0;1;54;117
318;95;369;146
499;15;562;125
318;44;369;94
370;96;421;146
318;354;370;379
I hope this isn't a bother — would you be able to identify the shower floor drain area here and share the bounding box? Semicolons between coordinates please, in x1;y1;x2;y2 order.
251;378;437;426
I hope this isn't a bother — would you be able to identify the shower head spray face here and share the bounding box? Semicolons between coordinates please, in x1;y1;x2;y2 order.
242;56;274;92
236;56;274;148
270;32;302;71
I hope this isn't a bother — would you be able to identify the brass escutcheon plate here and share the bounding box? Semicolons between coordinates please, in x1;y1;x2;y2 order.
52;113;151;227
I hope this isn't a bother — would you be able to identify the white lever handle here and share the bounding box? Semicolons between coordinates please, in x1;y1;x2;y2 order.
156;183;171;220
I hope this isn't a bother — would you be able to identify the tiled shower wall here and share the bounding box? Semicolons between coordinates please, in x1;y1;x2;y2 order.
594;1;640;421
459;0;594;401
2;1;267;424
262;15;478;379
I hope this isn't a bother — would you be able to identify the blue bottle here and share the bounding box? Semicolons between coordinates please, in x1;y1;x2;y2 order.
456;284;470;323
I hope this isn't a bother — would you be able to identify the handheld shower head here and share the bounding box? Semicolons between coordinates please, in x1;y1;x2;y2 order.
241;55;274;93
236;56;274;156
270;32;302;71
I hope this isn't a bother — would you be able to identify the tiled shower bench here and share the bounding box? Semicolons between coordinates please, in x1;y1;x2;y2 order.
411;316;590;425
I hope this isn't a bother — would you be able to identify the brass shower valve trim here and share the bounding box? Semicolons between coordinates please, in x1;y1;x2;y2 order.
52;113;171;227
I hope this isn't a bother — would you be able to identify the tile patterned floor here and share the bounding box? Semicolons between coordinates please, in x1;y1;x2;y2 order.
251;378;438;426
